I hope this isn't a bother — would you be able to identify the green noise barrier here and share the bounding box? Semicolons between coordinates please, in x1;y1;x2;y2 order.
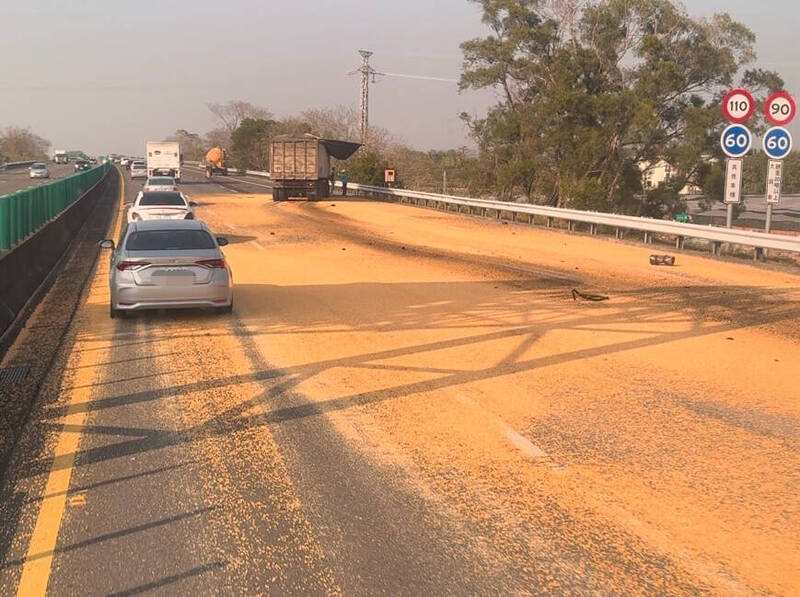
0;162;112;251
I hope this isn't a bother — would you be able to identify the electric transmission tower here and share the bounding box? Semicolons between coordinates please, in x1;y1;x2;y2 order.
349;50;383;144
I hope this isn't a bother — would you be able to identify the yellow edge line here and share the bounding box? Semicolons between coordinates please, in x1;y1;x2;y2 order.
16;168;126;596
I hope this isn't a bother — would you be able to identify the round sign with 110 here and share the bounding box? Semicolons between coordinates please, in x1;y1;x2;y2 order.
762;127;793;160
720;124;752;158
722;88;756;123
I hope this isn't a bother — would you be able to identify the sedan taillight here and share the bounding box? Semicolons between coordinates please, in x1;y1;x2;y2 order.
196;259;225;269
117;261;150;271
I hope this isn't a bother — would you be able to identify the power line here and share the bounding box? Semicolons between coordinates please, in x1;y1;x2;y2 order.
349;51;459;145
383;73;458;83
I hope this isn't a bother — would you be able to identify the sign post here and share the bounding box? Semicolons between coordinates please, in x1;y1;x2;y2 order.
720;90;756;228
762;91;796;234
764;161;783;233
720;123;753;228
723;158;743;227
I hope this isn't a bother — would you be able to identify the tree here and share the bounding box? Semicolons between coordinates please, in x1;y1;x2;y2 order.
166;129;205;161
230;118;275;171
459;0;782;214
204;128;232;151
0;126;50;162
207;100;272;134
343;151;388;185
300;106;361;141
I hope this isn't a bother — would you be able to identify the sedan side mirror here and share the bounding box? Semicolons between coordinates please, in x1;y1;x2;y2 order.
189;201;198;207
99;239;115;249
216;237;229;247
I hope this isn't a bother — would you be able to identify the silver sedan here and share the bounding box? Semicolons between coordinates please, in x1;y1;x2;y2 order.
100;220;233;317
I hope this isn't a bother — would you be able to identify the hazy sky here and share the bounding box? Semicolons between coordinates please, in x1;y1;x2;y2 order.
1;0;798;155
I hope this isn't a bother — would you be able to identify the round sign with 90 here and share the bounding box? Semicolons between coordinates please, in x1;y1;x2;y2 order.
765;91;796;127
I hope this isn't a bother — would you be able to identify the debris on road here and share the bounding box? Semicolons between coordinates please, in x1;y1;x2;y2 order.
649;254;676;266
571;289;610;302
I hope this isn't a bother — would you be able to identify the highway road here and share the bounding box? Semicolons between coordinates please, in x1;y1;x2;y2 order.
0;164;75;197
1;166;799;595
688;195;800;231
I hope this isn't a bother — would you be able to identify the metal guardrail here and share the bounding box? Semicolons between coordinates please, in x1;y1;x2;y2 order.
349;183;800;255
0;161;36;171
193;166;800;256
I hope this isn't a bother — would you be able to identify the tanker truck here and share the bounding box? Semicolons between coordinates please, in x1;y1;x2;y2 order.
205;146;228;177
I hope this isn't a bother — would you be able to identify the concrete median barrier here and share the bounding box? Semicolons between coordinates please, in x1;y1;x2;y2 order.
0;166;115;338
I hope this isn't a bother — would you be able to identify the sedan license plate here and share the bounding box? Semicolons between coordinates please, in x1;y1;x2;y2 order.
153;269;194;286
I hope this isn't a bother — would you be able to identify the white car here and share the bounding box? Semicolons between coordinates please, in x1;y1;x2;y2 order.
142;176;178;193
130;160;147;179
127;191;195;223
29;162;50;178
120;157;131;168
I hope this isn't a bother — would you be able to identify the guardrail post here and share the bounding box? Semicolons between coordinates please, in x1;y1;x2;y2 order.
643;231;651;244
0;195;9;250
546;217;553;228
754;247;765;262
590;223;597;235
676;236;685;249
9;192;20;247
567;221;574;232
615;228;622;239
711;241;721;256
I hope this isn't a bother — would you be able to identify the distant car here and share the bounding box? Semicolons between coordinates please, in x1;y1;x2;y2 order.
89;157;98;164
120;157;131;168
100;219;232;317
127;191;195;223
130;161;147;179
143;176;178;192
29;162;50;179
74;159;91;172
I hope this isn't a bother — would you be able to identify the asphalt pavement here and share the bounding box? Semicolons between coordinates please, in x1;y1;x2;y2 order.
0;166;798;595
0;164;76;197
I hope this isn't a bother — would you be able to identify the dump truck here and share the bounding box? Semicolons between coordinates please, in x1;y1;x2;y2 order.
146;141;182;181
205;146;228;177
270;135;361;200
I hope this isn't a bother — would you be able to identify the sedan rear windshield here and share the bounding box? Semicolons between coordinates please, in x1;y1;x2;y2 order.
138;193;186;206
125;230;215;251
32;164;46;169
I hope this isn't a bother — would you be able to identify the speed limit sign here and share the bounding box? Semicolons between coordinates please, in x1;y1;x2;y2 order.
765;91;796;126
762;127;793;160
722;88;756;123
720;124;752;158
